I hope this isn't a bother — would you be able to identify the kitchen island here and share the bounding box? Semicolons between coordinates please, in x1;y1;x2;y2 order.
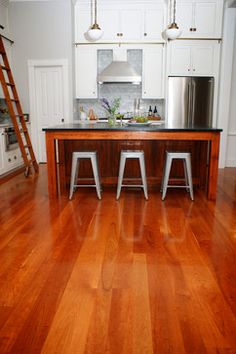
43;122;222;200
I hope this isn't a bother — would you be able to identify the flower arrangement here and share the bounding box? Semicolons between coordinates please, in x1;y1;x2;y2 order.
101;98;121;117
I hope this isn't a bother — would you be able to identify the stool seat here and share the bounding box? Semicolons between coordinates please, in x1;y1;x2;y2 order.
161;151;194;200
69;151;101;200
116;150;148;200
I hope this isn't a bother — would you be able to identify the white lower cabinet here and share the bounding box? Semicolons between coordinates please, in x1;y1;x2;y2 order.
0;128;27;176
0;129;5;175
75;46;97;99
4;149;22;173
168;40;220;76
142;45;165;99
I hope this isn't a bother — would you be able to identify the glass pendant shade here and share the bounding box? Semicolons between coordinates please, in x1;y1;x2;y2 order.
166;22;181;40
166;0;181;40
86;0;103;42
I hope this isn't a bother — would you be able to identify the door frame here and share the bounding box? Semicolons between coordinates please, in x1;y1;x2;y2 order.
28;59;70;161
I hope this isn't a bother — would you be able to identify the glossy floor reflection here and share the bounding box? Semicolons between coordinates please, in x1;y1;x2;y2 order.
0;166;236;353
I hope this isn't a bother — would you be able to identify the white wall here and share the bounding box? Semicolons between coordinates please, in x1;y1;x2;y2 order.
226;27;236;166
8;0;73;117
217;4;236;168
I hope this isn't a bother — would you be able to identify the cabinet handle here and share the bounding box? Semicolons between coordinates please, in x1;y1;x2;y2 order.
61;118;64;123
188;69;190;71
190;28;193;31
117;33;120;36
144;33;147;36
193;28;197;31
14;156;17;160
193;69;196;71
120;33;123;37
8;158;11;162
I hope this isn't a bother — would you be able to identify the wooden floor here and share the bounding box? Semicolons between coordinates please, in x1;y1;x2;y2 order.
0;165;236;354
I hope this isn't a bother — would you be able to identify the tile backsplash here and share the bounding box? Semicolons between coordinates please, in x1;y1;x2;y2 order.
75;49;164;119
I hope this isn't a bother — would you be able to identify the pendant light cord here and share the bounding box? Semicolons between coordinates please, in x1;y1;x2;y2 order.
173;0;176;24
94;0;97;25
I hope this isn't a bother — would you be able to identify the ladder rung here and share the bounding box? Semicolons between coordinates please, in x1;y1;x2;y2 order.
6;82;15;87
23;145;31;149
1;65;10;71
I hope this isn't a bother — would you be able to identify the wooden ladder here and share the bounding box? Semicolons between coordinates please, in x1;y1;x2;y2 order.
0;35;38;176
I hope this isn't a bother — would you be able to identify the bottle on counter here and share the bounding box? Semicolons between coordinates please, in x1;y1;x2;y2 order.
88;108;96;120
153;106;158;117
79;106;87;122
148;106;152;116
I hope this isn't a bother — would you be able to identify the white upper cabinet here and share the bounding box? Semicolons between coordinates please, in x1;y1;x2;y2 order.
168;40;221;76
75;46;97;99
176;0;224;38
142;45;165;99
143;7;165;41
75;1;166;43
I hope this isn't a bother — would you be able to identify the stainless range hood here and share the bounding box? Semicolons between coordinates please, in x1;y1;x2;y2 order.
97;49;141;84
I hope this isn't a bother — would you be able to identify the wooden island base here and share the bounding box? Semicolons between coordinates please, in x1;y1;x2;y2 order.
45;126;221;200
58;140;209;192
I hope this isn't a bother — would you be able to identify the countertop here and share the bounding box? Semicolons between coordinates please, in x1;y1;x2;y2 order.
42;122;222;132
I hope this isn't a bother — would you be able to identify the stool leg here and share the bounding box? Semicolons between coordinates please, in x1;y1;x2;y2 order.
116;155;126;200
139;155;148;200
160;153;167;192
91;155;101;200
186;155;194;200
183;159;189;192
69;155;78;200
162;155;172;201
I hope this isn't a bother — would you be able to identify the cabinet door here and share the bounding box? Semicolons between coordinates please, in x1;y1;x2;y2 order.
75;47;97;99
99;10;120;41
168;43;192;76
176;2;194;38
74;7;91;43
194;2;218;38
192;45;215;75
143;8;165;41
120;10;143;40
142;46;164;99
0;130;5;175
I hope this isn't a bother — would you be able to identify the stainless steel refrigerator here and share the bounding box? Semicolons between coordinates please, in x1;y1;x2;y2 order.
167;77;214;127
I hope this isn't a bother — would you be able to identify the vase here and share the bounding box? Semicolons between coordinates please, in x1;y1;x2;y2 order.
108;114;117;127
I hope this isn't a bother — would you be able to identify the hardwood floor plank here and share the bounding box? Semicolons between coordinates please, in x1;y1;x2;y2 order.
0;166;235;353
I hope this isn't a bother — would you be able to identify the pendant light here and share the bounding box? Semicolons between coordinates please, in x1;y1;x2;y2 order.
166;0;181;40
86;0;103;42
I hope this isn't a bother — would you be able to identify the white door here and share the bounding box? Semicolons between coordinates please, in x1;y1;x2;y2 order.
29;60;69;163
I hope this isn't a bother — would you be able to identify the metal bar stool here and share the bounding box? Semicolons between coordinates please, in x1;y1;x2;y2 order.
69;151;101;200
161;151;194;201
116;150;148;200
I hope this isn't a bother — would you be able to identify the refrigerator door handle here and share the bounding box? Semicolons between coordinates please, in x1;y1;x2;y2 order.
191;80;196;126
187;82;192;126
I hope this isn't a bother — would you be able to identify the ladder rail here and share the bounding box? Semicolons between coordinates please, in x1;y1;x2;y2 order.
0;35;38;174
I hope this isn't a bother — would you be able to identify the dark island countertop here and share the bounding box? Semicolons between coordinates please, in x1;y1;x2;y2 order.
43;122;222;132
